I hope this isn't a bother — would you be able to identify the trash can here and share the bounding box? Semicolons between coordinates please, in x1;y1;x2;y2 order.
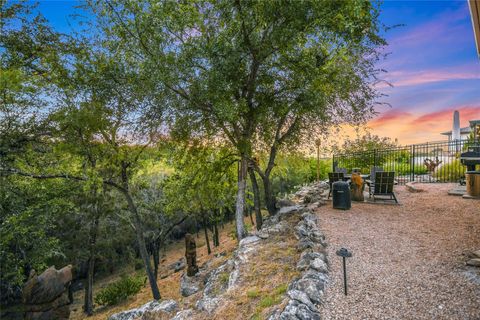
332;181;351;210
465;171;480;198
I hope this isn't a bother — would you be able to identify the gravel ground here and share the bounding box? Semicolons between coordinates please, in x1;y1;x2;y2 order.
317;184;480;320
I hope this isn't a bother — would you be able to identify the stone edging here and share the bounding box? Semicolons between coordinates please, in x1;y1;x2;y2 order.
269;206;328;320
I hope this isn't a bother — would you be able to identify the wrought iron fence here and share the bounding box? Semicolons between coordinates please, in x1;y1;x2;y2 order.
332;139;479;185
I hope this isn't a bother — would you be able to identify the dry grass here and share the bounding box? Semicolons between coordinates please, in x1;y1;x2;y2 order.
210;214;302;320
69;219;241;320
70;211;303;320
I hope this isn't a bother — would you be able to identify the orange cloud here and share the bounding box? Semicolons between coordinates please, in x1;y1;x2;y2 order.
369;110;413;128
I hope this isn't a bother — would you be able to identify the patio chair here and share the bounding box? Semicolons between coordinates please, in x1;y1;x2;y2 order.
369;171;398;203
328;172;344;199
365;166;383;189
335;167;347;174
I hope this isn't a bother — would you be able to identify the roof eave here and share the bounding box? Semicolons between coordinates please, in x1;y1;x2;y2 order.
468;0;480;58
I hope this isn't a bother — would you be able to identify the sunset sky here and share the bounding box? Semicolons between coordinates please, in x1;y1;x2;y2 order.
372;0;480;144
36;0;480;145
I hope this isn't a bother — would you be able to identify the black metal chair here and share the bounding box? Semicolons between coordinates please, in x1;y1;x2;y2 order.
335;167;347;174
365;166;383;190
328;172;344;199
369;171;398;203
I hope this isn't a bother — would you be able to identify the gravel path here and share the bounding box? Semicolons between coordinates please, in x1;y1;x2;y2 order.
317;184;480;320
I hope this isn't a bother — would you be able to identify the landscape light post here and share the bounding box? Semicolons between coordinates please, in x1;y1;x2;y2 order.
315;139;321;181
336;247;352;295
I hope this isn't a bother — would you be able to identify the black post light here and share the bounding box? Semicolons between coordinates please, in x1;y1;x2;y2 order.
336;247;352;295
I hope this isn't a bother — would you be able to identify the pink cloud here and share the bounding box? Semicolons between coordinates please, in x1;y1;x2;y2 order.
410;106;480;126
367;106;480;144
368;110;413;128
377;66;480;88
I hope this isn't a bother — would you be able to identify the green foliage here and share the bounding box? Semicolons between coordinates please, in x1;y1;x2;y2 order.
433;160;465;182
0;175;76;299
383;162;428;175
274;283;288;296
264;154;331;197
94;275;146;306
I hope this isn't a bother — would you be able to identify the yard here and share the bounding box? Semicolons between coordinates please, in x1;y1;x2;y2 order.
317;184;480;319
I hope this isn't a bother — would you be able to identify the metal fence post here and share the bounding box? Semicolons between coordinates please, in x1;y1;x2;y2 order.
412;144;416;182
373;149;377;168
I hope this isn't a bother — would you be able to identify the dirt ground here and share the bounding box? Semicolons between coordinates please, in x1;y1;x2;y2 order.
317;183;480;320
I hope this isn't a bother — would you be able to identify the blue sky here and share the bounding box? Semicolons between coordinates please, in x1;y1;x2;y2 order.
33;0;480;144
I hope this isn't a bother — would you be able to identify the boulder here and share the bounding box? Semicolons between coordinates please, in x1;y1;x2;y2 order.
23;266;72;305
23;265;73;320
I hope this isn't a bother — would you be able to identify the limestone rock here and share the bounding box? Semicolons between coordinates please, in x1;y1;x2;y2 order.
276;198;296;208
171;309;194;320
195;297;222;314
290;278;325;304
23;265;73;320
286;290;316;311
257;231;269;239
180;273;201;297
470;250;480;259
23;266;72;305
108;300;178;320
169;258;186;273
466;258;480;267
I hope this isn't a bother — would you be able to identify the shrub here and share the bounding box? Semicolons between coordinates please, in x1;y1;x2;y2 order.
94;275;146;306
433;159;466;182
386;162;428;175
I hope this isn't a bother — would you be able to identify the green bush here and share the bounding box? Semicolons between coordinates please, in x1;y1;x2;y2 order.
433;159;466;182
383;162;428;175
94;275;146;306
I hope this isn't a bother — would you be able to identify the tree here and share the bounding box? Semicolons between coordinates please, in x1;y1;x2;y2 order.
335;132;399;154
92;0;387;224
1;4;166;300
163;143;237;247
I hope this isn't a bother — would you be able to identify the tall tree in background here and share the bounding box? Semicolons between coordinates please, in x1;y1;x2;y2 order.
92;0;387;226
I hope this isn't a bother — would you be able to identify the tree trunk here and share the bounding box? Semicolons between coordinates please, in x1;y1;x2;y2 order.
152;239;161;280
248;207;255;226
213;223;219;247
203;216;211;255
195;218;199;238
262;174;277;216
123;189;161;300
235;157;248;240
248;168;263;230
84;211;99;316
